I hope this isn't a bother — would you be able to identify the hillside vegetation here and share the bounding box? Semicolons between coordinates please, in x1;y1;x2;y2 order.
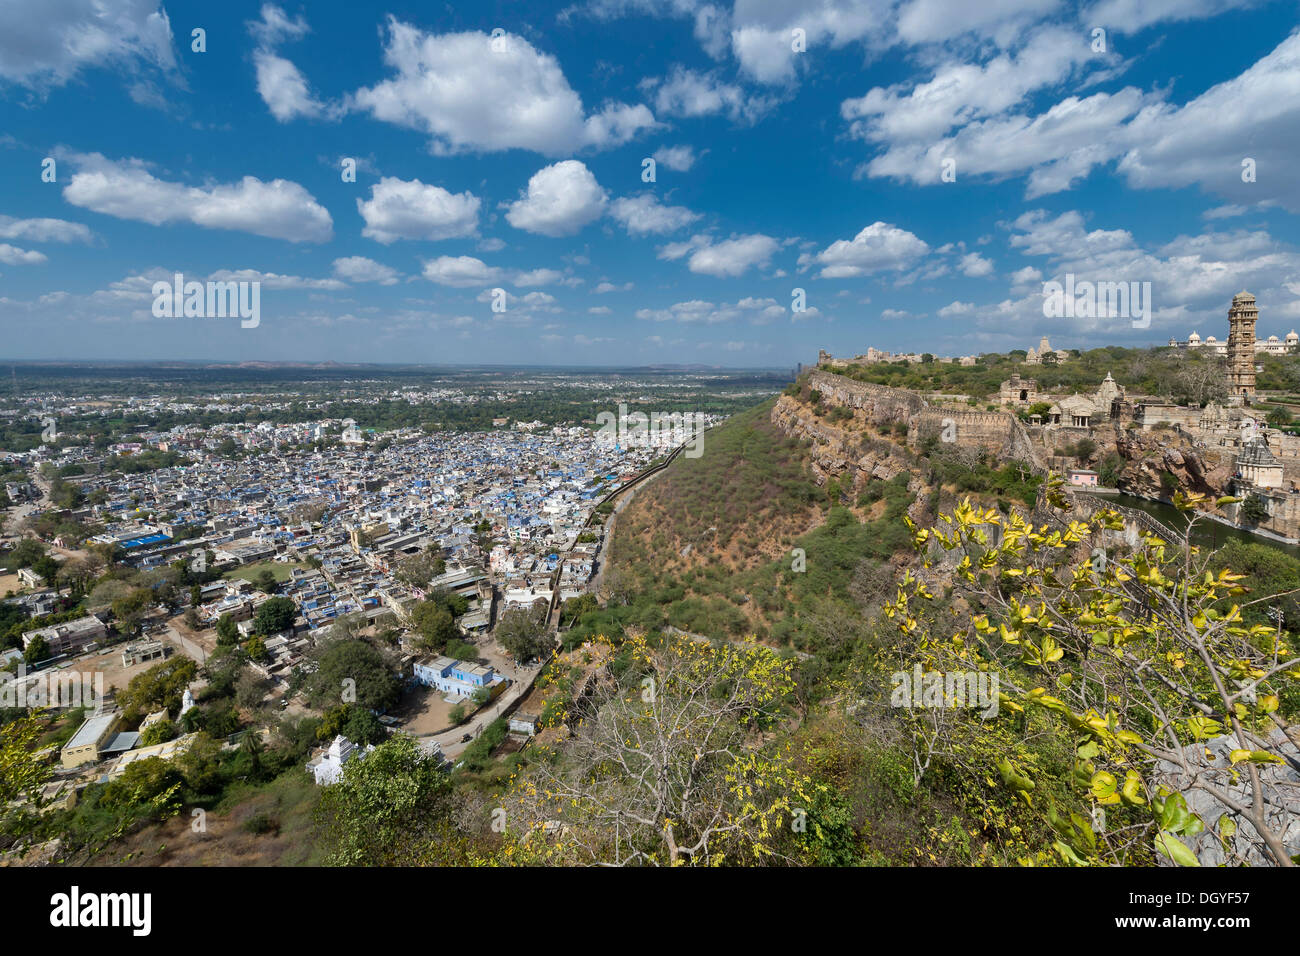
594;385;1037;667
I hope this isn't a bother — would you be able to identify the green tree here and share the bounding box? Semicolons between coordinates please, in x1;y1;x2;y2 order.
111;587;153;635
304;639;400;713
216;613;239;646
0;712;53;853
22;635;49;663
243;635;268;663
890;486;1300;866
496;603;551;663
253;596;296;636
1241;493;1270;525
8;539;45;569
317;704;386;746
410;600;457;653
315;734;459;866
1098;452;1125;488
101;755;183;813
118;657;198;724
445;638;478;660
31;555;60;588
0;712;53;813
140;721;178;746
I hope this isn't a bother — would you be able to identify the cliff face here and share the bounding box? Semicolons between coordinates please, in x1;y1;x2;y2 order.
803;368;926;423
787;370;1240;498
771;393;913;487
776;371;1043;491
775;371;1300;542
770;390;937;525
1108;427;1234;499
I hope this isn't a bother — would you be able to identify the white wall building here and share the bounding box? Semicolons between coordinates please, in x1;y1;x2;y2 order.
306;735;373;785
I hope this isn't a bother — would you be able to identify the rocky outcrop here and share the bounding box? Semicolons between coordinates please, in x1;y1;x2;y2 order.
771;394;914;492
1112;426;1233;499
780;371;1040;473
780;371;1249;525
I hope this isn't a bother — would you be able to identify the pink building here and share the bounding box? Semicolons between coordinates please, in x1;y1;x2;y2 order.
1067;470;1099;487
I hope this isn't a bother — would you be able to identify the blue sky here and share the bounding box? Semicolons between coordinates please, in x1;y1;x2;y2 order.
1;0;1299;367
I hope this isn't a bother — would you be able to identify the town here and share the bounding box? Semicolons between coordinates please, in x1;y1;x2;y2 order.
0;366;770;849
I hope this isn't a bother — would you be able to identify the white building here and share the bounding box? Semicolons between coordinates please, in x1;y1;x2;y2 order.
1169;329;1299;355
306;735;373;785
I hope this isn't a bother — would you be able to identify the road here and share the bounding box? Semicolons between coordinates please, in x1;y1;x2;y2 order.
2;471;47;540
545;437;698;629
164;623;210;665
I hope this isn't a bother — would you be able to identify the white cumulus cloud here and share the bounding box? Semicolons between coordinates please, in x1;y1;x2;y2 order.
800;222;929;278
0;244;47;265
421;255;504;288
353;22;654;155
505;160;607;237
0;0;177;89
357;177;480;243
332;256;400;285
609;194;701;236
0;214;92;243
61;152;333;243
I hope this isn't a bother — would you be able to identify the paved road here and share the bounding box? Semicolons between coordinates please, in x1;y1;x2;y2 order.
587;471;661;602
164;623;209;664
546;443;689;628
2;473;47;540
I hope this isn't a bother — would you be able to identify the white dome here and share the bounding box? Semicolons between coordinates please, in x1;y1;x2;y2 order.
1206;335;1218;343
1288;330;1298;342
1268;335;1279;342
1188;331;1201;342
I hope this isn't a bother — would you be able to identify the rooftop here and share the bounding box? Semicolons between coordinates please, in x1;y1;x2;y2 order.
64;712;116;751
1238;439;1280;466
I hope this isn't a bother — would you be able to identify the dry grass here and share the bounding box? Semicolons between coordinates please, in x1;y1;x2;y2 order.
107;772;322;867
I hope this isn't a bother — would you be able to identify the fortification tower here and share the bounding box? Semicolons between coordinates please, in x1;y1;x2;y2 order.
1227;291;1258;403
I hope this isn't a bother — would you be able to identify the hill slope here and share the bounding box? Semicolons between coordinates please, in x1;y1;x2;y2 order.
594;394;921;662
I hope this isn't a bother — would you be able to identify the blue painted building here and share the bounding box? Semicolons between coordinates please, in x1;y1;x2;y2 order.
412;655;501;698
